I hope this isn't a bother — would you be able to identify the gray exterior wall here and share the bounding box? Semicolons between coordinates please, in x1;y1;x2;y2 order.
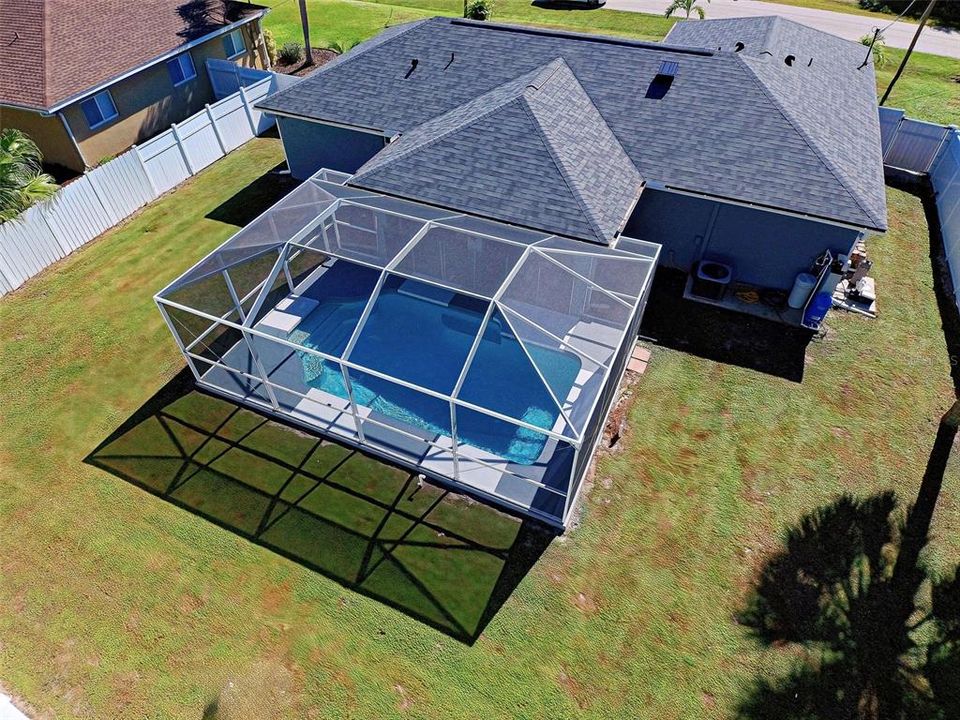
277;117;387;179
624;189;862;289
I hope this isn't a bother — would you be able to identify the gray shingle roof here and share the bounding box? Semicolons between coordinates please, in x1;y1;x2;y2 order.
350;58;643;244
259;17;887;232
667;16;887;230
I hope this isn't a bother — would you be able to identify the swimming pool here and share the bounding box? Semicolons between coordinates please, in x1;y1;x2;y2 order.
288;264;581;464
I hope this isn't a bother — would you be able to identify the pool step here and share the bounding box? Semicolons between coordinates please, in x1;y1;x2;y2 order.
258;295;320;337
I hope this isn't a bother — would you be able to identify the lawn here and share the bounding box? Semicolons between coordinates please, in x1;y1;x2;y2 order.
260;0;960;124
1;127;958;719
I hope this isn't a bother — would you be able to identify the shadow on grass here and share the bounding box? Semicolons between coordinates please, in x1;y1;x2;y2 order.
85;370;554;644
641;269;813;382
530;0;605;10
205;155;294;228
737;406;960;718
888;170;960;397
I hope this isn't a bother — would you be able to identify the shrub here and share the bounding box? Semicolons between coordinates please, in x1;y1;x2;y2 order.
464;0;493;21
278;42;303;65
859;31;887;67
328;38;360;55
858;0;960;28
262;28;277;66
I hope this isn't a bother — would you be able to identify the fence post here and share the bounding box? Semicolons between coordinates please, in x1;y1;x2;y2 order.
930;126;959;179
133;144;160;198
239;85;258;136
206;104;228;156
170;121;196;176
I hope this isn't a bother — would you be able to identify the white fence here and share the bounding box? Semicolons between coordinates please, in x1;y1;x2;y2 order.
880;106;954;174
0;70;298;297
206;58;299;100
932;129;960;306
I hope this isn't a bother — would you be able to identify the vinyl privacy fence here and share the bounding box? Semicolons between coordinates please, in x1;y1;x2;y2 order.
879;106;954;174
931;129;960;307
0;70;298;297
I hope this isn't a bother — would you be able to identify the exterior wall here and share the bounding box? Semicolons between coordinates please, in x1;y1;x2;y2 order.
624;189;862;290
60;21;264;167
277;117;388;179
0;105;84;171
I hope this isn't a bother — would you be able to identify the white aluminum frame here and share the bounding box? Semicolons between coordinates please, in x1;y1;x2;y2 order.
155;170;660;526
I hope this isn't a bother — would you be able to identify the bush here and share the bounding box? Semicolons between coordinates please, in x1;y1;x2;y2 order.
859;31;887;67
858;0;960;28
329;38;360;55
278;42;303;65
262;28;277;66
464;0;493;21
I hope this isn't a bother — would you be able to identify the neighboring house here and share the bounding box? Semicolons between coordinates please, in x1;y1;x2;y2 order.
0;0;269;173
257;16;887;324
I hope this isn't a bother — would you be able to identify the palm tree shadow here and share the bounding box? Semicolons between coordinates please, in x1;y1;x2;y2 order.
85;369;554;644
738;486;960;719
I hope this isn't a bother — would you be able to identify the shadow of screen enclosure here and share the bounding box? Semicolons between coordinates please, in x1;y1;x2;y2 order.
85;369;554;644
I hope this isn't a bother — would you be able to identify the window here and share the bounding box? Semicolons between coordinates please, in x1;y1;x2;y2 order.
167;52;197;87
79;90;119;130
223;29;246;59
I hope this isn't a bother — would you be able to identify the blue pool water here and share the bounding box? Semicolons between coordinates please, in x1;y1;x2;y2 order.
288;265;581;464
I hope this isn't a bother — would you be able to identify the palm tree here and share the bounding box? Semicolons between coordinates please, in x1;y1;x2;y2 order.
664;0;710;19
0;129;58;223
298;0;314;65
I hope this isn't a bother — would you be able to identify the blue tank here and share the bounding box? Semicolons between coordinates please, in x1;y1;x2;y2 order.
803;292;833;328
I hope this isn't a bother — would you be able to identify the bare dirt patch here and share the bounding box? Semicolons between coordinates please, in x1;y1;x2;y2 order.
557;668;589;710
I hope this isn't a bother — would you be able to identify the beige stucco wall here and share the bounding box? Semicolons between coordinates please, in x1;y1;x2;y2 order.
61;21;264;167
0;105;85;172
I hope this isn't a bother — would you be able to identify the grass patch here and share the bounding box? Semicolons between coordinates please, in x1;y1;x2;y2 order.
754;0;914;21
261;0;960;124
1;134;958;718
877;47;960;125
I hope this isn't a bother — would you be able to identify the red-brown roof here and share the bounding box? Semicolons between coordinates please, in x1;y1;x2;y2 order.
0;0;266;110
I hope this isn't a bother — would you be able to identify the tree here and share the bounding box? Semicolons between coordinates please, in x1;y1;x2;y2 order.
297;0;314;65
664;0;710;19
0;129;58;223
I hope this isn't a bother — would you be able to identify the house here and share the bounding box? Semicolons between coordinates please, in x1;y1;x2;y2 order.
0;0;269;173
155;16;890;527
256;16;888;324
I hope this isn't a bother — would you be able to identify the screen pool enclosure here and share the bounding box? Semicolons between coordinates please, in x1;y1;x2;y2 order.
155;169;659;527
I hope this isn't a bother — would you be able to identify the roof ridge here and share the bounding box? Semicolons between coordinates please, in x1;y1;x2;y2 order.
521;66;638;244
351;58;562;182
352;66;545;180
41;0;50;106
734;54;882;228
518;96;609;245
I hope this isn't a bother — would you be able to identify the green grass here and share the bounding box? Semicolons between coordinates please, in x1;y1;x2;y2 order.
260;0;960;124
754;0;912;21
877;47;960;125
1;134;958;718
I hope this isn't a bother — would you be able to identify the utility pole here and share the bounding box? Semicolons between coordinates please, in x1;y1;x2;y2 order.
298;0;314;65
880;0;937;105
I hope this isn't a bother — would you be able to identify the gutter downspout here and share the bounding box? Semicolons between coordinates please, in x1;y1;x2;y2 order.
58;112;88;170
256;17;272;70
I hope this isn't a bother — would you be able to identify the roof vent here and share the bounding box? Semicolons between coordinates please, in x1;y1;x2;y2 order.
784;54;796;67
734;41;745;52
404;58;419;79
646;60;678;100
